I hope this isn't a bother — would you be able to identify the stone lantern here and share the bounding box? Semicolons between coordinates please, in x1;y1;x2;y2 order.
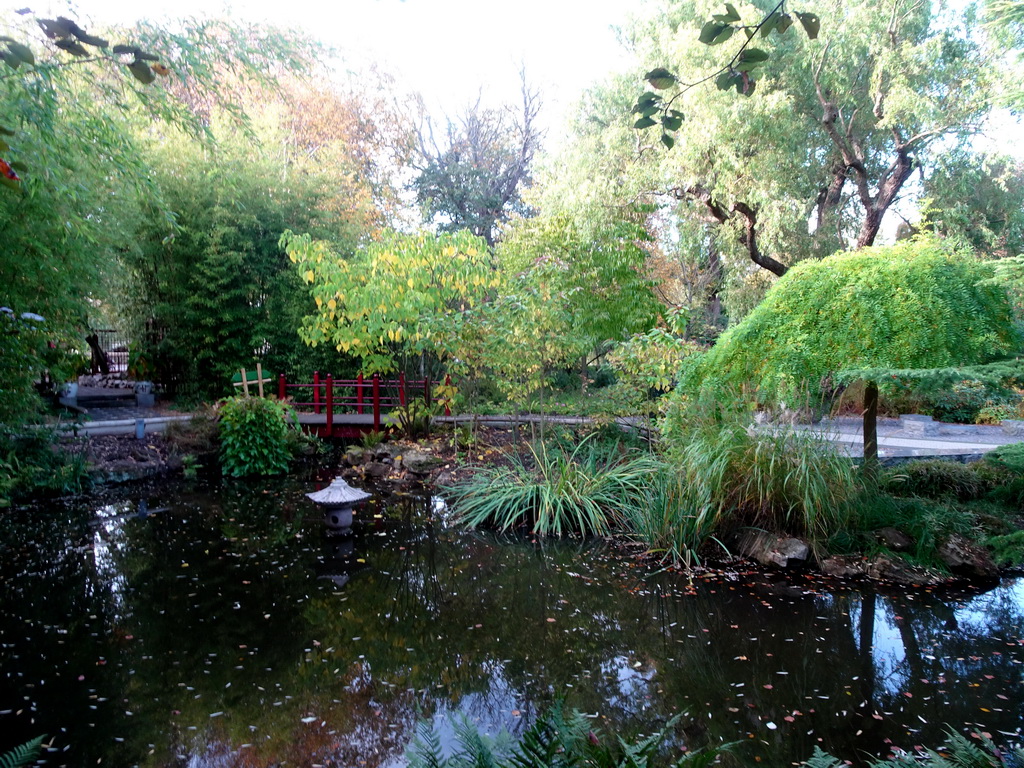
306;477;372;532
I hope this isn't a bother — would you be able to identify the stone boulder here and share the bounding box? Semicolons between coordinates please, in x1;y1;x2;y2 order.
399;449;444;475
343;446;366;466
937;534;999;581
876;527;914;552
866;554;944;586
819;555;868;579
736;531;811;569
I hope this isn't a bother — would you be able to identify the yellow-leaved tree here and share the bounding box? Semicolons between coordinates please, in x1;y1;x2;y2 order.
279;229;500;377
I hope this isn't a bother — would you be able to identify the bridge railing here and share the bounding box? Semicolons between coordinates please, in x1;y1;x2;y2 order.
277;372;450;436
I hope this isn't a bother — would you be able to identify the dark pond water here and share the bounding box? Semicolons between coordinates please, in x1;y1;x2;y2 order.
1;473;1022;768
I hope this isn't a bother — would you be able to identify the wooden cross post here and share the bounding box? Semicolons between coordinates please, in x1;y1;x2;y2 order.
233;365;273;397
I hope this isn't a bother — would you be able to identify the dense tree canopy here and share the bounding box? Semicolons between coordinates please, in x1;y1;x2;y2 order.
683;237;1020;405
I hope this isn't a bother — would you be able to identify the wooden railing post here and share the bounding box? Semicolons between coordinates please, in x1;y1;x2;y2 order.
372;373;381;432
278;373;286;401
424;376;431;407
356;373;364;414
444;374;452;417
313;371;321;415
325;374;334;438
399;372;407;406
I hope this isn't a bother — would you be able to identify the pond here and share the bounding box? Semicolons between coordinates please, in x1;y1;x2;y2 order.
1;473;1022;767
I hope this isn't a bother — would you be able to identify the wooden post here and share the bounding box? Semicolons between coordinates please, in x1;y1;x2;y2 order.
313;371;321;415
372;373;381;432
356;373;364;415
278;373;286;400
444;374;452;417
424;375;431;406
325;374;334;438
256;363;265;398
240;368;250;397
399;372;407;406
863;380;879;482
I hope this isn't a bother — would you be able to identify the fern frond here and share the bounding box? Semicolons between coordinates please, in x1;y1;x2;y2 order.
406;719;449;768
452;716;500;768
803;746;846;768
0;736;45;768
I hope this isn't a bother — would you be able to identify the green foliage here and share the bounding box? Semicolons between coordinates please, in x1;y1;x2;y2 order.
0;429;89;505
407;701;733;768
124;99;379;400
986;530;1024;567
217;396;294;477
921;152;1024;258
633;0;821;140
663;399;858;542
882;460;992;502
386;399;438;440
687;237;1019;406
0;13;321;426
610;324;701;395
929;381;1006;424
806;728;1022;768
848;495;975;569
282;228;497;375
496;212;661;360
447;436;662;537
617;468;715;569
0;735;45;768
984;441;1024;474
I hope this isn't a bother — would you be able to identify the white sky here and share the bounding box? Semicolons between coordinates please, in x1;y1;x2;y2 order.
21;0;639;143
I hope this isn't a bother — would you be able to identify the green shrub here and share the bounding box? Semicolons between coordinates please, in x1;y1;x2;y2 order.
667;407;858;542
974;400;1021;424
446;436;661;536
218;396;294;477
929;380;996;423
685;236;1020;407
881;459;990;501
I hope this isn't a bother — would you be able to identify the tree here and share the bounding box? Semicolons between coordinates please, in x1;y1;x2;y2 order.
121;102;385;400
920;151;1024;258
563;0;998;314
496;211;661;390
280;229;498;376
0;12;318;422
682;236;1019;406
411;77;541;245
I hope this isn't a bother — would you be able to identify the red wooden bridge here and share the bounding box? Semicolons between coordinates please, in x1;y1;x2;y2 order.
278;372;450;438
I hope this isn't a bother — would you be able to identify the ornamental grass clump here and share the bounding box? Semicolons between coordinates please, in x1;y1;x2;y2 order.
616;469;718;569
674;410;858;542
218;395;294;477
446;435;662;537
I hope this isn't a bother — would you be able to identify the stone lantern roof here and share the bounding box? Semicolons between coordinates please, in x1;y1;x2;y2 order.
306;477;371;507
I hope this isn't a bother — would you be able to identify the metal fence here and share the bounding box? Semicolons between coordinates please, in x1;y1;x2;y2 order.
90;329;130;373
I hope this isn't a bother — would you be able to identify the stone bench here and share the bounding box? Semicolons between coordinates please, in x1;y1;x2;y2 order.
899;414;939;436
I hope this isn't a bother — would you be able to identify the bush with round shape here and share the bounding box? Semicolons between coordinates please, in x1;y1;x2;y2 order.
218;396;294;477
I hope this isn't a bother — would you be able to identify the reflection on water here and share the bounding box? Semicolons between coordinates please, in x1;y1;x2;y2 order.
1;475;1022;767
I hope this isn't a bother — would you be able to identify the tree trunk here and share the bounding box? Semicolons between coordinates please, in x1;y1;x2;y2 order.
863;381;879;482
